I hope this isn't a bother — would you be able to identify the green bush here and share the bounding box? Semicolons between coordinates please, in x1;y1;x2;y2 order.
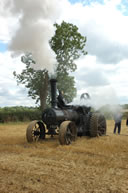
0;106;42;123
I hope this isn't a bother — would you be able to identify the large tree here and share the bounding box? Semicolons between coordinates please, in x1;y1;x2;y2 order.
50;21;87;73
13;55;49;110
13;21;87;110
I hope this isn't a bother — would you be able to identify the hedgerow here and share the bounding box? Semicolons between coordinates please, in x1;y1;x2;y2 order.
0;106;42;123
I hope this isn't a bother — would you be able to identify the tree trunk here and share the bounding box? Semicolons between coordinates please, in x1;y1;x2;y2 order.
40;71;49;111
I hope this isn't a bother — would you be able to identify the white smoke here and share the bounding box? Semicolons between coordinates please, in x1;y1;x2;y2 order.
71;86;122;112
3;0;63;73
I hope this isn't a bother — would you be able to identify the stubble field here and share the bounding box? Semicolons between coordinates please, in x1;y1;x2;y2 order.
0;120;128;193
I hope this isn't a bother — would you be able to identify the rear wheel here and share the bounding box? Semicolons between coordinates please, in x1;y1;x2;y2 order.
90;113;106;137
59;121;77;145
26;120;46;143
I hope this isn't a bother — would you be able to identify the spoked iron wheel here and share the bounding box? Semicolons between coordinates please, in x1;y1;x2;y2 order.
59;121;77;145
26;120;45;143
89;113;106;137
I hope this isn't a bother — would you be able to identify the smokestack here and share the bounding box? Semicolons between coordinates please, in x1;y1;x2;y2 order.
50;79;57;108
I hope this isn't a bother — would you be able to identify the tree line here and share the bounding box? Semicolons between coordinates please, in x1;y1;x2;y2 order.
0;107;41;123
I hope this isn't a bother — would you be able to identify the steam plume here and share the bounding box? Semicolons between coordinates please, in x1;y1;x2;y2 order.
71;86;123;115
5;0;62;73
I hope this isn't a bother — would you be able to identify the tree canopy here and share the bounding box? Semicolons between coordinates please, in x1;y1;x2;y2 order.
50;21;87;73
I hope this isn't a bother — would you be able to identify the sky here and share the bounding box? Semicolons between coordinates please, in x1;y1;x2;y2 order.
0;0;128;109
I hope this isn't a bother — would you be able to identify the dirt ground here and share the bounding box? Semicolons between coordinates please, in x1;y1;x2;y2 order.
0;120;128;193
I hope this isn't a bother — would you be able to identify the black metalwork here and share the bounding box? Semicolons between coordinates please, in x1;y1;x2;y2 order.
26;78;107;145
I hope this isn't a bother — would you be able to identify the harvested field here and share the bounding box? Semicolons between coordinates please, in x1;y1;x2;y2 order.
0;120;128;193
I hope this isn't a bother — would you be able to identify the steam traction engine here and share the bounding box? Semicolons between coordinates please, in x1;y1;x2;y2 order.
26;79;107;145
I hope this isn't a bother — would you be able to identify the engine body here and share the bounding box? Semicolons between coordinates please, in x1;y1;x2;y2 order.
26;78;107;145
42;105;91;136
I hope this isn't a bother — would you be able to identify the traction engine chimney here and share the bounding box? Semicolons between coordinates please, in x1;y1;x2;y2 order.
50;79;57;108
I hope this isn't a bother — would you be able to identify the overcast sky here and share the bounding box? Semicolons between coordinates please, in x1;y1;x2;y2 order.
0;0;128;108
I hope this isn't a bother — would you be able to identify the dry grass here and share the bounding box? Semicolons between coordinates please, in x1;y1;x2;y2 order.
0;120;128;193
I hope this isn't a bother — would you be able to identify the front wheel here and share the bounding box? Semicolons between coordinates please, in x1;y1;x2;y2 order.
59;121;77;145
26;120;46;143
89;113;106;137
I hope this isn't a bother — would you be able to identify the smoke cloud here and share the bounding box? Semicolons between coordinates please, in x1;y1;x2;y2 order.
71;85;121;111
3;0;62;73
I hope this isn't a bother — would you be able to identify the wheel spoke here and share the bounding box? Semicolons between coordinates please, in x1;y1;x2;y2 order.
66;128;71;135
